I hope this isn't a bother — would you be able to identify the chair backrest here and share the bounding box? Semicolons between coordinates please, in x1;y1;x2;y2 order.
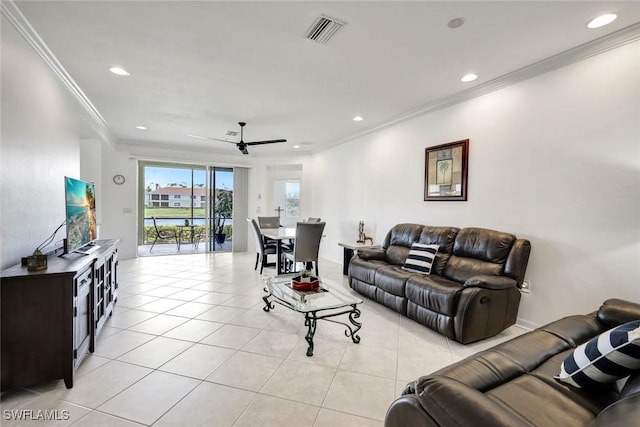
258;216;280;228
307;217;322;222
247;218;265;256
293;221;326;263
151;216;161;235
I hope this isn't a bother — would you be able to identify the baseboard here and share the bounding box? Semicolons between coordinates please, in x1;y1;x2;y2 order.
515;318;540;331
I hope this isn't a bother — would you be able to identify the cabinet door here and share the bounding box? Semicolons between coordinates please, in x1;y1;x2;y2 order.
74;268;92;365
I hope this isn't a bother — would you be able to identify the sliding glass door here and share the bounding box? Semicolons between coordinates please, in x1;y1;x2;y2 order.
140;163;207;254
209;167;234;251
139;162;236;254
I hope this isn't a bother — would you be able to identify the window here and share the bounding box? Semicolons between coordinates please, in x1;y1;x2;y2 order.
174;195;181;199
160;202;169;207
285;182;300;217
173;202;180;207
152;202;159;207
274;180;300;218
160;195;169;201
151;194;160;200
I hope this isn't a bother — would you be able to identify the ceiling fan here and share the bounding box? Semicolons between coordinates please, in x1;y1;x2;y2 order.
189;122;286;155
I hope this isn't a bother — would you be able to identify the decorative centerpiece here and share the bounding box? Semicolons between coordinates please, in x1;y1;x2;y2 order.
291;269;320;291
26;249;48;271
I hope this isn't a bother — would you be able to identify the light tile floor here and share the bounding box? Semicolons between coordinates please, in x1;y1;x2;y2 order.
0;252;526;426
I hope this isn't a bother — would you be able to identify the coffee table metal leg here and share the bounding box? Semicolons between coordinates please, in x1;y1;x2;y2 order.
345;305;362;343
262;287;274;312
304;313;317;356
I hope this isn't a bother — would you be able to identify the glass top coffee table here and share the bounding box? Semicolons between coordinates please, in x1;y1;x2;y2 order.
262;274;363;356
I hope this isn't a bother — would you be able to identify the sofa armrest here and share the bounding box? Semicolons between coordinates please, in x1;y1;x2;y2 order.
357;248;386;261
386;376;527;427
463;275;518;290
597;299;640;328
589;393;640;427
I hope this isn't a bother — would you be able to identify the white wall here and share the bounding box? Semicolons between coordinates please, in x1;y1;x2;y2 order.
0;19;82;269
102;141;314;257
312;41;640;328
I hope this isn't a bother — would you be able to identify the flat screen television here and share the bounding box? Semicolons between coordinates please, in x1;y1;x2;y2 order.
64;176;98;254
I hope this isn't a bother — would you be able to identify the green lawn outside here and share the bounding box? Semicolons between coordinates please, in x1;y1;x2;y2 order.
145;207;206;218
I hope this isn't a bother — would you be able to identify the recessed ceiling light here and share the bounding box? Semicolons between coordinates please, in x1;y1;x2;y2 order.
135;125;147;130
587;13;617;29
461;73;478;82
109;66;130;76
447;18;465;29
293;145;301;149
353;116;364;121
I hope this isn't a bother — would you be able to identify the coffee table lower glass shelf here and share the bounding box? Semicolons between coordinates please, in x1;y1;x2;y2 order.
262;274;363;356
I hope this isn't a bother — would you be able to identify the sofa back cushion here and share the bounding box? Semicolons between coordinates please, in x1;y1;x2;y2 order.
384;224;423;265
444;228;516;283
383;224;460;269
418;226;459;275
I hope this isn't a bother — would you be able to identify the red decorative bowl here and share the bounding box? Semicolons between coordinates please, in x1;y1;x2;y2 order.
292;277;320;291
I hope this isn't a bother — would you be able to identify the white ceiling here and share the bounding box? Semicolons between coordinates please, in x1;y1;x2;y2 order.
11;1;640;156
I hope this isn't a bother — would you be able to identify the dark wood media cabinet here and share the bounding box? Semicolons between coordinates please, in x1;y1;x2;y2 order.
1;239;119;391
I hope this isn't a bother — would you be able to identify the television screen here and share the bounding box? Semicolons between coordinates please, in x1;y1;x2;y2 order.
65;176;97;253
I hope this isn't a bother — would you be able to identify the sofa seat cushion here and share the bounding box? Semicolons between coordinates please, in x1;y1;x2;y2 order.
406;275;462;316
374;265;414;297
485;374;597;427
530;351;619;413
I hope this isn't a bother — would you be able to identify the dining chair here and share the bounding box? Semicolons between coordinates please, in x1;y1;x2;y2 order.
248;218;277;274
257;216;280;228
258;216;281;248
150;216;180;252
283;221;326;276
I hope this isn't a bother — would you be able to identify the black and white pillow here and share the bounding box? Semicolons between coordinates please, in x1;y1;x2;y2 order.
402;243;439;275
556;320;640;389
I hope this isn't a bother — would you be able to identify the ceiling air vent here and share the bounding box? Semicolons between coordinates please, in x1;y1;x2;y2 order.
226;130;239;136
304;14;346;44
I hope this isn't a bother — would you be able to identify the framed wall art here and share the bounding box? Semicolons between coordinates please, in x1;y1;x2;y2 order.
424;139;469;201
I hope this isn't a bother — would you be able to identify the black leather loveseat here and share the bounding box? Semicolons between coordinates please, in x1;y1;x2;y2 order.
385;299;640;427
348;224;531;343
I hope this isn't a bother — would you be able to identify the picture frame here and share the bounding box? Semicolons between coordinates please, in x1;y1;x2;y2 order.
424;139;469;201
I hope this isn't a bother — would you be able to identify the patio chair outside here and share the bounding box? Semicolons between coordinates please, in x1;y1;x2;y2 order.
150;216;180;252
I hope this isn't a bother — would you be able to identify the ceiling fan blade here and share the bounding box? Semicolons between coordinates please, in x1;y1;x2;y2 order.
245;139;287;146
187;134;236;144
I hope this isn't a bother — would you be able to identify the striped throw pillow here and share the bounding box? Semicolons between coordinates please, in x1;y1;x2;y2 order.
556;320;640;389
402;243;439;275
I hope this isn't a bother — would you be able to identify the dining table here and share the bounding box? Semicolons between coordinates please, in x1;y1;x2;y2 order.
260;227;296;274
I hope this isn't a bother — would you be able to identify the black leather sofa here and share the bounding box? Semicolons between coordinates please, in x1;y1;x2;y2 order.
385;299;640;427
348;224;531;343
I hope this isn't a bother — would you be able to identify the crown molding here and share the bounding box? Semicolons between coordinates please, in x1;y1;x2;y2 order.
327;22;640;150
1;0;116;146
